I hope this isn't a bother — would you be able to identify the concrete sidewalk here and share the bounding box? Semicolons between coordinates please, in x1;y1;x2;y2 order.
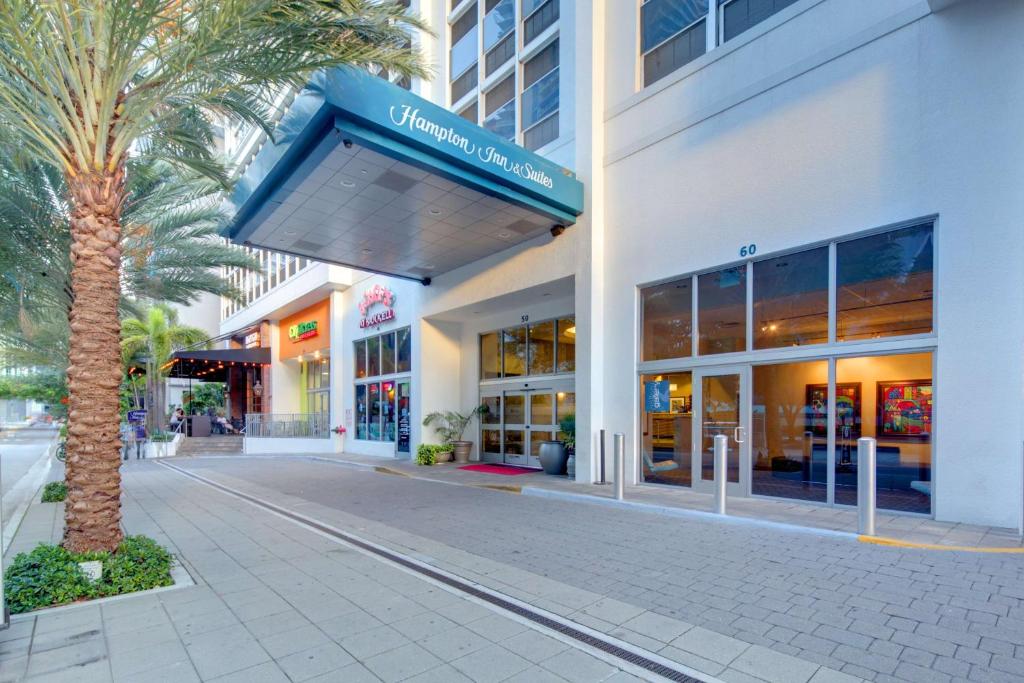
255;452;1023;550
0;461;668;683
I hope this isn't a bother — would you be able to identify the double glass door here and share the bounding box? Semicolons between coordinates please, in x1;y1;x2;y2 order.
480;383;574;468
693;366;750;496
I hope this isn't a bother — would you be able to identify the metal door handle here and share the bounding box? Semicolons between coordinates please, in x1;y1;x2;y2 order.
733;426;746;444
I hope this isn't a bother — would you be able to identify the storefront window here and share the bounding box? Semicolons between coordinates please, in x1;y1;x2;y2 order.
556;390;575;422
355;384;368;439
355;340;367;379
502;326;527;377
752;361;827;502
640;372;692;487
381;332;396;375
835;352;932;513
837;223;934;341
698;266;747;355
556;318;575;372
642;277;692;361
753;247;828;349
304;358;330;417
367;336;380;377
528;320;555;374
354;327;412;442
397;328;411;373
481;395;501;424
481;331;501;379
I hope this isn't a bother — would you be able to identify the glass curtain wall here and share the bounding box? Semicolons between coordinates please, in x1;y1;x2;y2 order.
640;372;693;486
481;316;576;380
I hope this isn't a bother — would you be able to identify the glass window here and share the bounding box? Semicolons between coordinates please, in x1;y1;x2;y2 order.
382;380;397;441
642;0;707;87
459;101;478;123
481;331;502;379
367;336;380;377
556;390;575;422
354;340;367;379
753;246;829;349
836;352;932;514
355;384;368;439
381;332;396;375
397;328;411;373
504;394;525;424
531;392;554;425
450;6;479;79
528;320;555;375
502;326;527;377
480;395;501;424
642;277;692;360
484;76;516;141
722;0;798;43
523;40;558;88
368;382;382;440
523;113;558;151
698;266;747;355
451;65;478;102
485;32;516;76
483;0;514;50
752;361;828;502
556;318;575;373
640;372;692;487
837;223;933;341
482;428;502;454
523;0;558;45
522;67;559;131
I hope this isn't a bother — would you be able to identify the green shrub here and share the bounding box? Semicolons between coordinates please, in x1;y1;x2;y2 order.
3;535;174;614
149;431;174;442
41;482;67;502
416;444;452;466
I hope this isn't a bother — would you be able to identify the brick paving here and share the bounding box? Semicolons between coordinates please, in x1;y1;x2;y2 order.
171;455;1024;683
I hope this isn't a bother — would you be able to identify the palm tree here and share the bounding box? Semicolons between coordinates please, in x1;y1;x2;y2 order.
0;1;427;552
121;304;208;436
0;156;258;371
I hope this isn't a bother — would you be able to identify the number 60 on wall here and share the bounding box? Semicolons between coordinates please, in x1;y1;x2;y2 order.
739;243;757;258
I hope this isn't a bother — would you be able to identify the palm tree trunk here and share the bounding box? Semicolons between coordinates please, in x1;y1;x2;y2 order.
63;170;125;553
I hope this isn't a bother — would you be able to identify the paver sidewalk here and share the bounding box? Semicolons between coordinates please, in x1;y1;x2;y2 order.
1;462;651;683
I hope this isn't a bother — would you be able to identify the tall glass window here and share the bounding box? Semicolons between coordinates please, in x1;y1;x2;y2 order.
483;76;516;140
380;332;396;375
640;372;693;487
837;223;934;341
642;277;692;361
366;336;380;377
836;352;932;514
753;246;828;349
354;339;367;379
481;331;502;379
641;0;708;87
698;266;746;355
501;326;527;377
450;4;479;80
556;318;575;373
522;40;559;151
397;328;412;373
752;361;828;502
355;384;368;439
528;320;555;375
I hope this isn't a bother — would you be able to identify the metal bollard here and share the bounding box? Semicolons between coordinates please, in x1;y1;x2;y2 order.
713;434;727;515
597;429;607;484
613;432;625;501
858;437;877;536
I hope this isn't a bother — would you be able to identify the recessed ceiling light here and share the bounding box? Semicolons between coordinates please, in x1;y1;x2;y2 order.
284;230;297;235
497;231;512;240
359;168;369;175
340;179;356;188
361;248;373;255
428;208;442;215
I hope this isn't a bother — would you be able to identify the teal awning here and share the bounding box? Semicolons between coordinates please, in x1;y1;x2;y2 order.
226;68;584;284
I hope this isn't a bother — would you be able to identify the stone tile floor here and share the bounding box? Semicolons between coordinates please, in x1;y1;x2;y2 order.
166;455;1024;683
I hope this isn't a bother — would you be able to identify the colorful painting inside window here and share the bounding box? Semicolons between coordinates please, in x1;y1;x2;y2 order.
805;383;861;438
877;380;932;439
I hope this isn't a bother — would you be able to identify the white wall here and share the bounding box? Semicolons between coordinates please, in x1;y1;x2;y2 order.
597;0;1024;527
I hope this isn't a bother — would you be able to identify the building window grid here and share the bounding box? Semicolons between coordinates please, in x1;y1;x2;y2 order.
220;247;314;322
447;0;560;149
479;315;576;381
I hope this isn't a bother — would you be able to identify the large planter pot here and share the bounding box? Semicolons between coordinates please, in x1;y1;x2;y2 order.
538;441;567;475
451;441;472;464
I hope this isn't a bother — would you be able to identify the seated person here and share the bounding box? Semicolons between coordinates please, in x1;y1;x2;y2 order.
215;413;238;434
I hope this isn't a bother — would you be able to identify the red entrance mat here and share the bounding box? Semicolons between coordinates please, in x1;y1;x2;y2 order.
458;464;539;476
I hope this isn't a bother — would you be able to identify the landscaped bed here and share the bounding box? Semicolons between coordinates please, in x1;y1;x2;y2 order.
4;535;174;614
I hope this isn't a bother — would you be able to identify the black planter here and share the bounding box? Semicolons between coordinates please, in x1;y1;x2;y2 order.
538;441;567;475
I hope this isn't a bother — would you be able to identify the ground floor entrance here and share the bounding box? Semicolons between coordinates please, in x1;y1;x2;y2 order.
480;379;575;468
641;350;934;515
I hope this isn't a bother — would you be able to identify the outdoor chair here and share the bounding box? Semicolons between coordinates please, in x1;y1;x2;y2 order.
643;451;680;474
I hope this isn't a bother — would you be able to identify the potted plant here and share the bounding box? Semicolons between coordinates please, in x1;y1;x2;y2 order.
422;405;487;464
538;439;567;475
561;414;576;478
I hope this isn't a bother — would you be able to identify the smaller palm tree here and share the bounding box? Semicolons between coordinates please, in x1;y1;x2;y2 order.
121;305;209;435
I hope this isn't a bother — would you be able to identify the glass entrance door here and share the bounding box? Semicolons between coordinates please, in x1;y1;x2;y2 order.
495;388;564;468
502;392;528;466
694;366;750;496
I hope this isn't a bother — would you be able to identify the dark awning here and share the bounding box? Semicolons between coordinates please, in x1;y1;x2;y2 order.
225;68;584;284
168;347;271;382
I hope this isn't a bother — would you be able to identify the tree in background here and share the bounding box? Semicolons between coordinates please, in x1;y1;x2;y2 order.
121;305;208;436
184;383;227;416
0;0;426;552
0;371;69;419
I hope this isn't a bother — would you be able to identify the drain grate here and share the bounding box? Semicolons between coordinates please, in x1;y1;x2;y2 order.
161;463;707;683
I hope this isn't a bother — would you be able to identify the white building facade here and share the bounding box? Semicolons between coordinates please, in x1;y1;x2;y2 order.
219;0;1024;530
